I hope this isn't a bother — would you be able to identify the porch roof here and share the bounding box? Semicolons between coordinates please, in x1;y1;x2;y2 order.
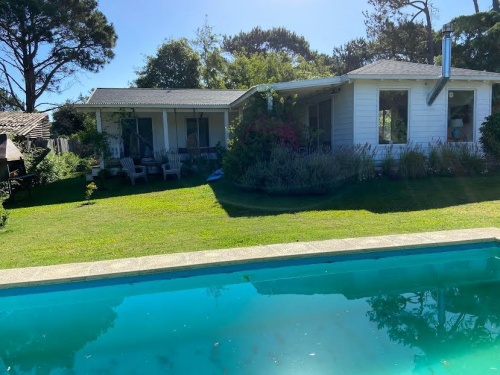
84;88;248;109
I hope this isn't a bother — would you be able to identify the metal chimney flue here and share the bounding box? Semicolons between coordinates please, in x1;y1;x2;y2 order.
427;22;454;106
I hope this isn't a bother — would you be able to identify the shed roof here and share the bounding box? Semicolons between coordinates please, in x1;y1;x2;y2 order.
0;112;50;139
347;60;500;81
86;88;248;108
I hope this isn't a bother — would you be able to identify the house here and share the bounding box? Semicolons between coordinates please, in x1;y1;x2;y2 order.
79;89;247;165
0;112;50;140
77;27;500;167
258;60;500;153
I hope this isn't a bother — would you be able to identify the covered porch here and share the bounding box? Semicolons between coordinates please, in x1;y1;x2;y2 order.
78;88;247;168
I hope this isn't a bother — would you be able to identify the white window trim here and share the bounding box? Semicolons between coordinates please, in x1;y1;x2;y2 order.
377;87;411;146
445;88;476;143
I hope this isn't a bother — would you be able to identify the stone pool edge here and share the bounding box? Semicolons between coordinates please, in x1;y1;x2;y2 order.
1;227;499;289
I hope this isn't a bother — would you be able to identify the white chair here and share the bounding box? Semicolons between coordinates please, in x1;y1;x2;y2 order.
120;157;148;185
161;152;182;180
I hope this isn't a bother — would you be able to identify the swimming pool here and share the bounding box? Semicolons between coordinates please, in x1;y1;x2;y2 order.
0;238;499;374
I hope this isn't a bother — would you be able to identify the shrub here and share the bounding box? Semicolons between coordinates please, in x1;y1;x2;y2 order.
224;90;305;182
0;203;8;229
332;144;376;182
35;151;72;184
85;182;98;203
351;144;376;181
380;145;397;178
239;146;345;195
428;141;454;175
60;152;82;172
428;141;486;176
398;143;427;179
455;143;486;175
479;113;500;160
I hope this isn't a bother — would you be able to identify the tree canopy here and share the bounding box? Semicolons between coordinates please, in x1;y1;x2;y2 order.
451;10;500;73
364;0;436;64
193;18;227;89
222;26;316;61
0;0;117;112
134;38;201;89
52;101;94;136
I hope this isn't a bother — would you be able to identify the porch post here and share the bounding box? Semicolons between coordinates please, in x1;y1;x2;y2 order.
96;110;104;168
224;109;230;147
162;109;170;151
330;96;335;147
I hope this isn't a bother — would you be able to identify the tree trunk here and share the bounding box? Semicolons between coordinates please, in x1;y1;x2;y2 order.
424;8;434;65
473;0;480;13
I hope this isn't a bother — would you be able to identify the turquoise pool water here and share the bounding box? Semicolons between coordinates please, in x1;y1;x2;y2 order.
1;242;500;374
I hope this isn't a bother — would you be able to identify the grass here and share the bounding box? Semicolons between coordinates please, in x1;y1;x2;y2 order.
1;171;499;270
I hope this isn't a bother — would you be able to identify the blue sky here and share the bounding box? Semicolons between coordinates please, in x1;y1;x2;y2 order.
41;0;494;109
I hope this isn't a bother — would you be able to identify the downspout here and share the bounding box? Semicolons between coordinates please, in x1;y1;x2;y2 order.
427;23;454;106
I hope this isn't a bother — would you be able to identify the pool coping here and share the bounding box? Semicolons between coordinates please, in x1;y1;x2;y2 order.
0;227;499;289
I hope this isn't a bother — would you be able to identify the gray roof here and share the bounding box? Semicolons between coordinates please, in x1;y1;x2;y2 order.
87;88;248;107
347;60;500;81
0;112;50;139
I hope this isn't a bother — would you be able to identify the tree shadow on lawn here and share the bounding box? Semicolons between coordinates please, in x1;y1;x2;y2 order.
3;173;208;209
208;172;500;217
5;172;500;217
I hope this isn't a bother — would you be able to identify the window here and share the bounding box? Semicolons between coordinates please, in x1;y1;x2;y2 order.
448;90;474;142
121;118;153;158
308;99;332;149
379;90;408;144
186;118;209;148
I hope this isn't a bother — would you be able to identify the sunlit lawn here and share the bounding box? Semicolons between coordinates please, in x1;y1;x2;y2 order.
1;171;499;270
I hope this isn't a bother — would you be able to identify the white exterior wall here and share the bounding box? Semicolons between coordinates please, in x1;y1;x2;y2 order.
352;79;493;155
166;112;226;149
333;82;354;147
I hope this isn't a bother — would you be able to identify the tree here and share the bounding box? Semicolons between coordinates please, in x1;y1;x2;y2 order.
364;0;436;64
192;17;227;89
225;52;296;89
331;38;375;75
52;102;94;136
223;26;315;62
134;38;201;89
494;0;500;12
473;0;480;13
0;88;21;111
451;11;500;73
0;0;117;112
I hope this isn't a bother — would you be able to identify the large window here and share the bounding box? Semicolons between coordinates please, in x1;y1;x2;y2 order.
186;118;209;148
121;118;153;158
379;90;408;144
448;90;474;142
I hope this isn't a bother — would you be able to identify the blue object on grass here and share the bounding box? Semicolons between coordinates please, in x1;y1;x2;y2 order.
206;168;224;182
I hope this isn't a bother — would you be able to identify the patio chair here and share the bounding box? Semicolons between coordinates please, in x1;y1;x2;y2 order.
120;157;148;185
161;152;182;180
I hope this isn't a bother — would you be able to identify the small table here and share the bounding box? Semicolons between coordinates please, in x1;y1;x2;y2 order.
142;162;160;175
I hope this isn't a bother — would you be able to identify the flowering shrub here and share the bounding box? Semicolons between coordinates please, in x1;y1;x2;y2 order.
224;90;305;182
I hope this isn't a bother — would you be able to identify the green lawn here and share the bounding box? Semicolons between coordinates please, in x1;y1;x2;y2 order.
1;172;499;270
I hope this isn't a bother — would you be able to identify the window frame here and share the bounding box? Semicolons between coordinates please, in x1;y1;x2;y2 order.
446;89;475;143
120;117;153;158
186;117;209;148
377;88;410;145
